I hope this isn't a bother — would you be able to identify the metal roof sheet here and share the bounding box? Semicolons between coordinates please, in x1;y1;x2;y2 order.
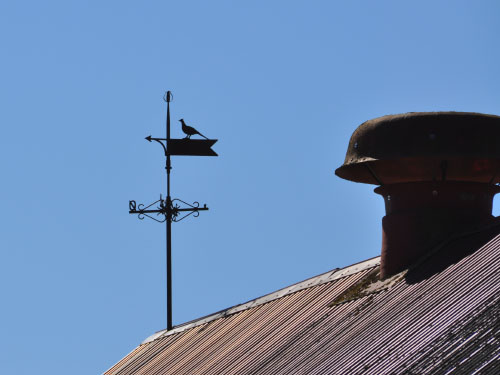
105;227;500;375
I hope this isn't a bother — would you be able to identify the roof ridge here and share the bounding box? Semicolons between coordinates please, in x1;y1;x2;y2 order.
141;256;380;344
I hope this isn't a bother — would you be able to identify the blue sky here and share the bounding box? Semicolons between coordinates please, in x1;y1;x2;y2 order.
1;1;499;374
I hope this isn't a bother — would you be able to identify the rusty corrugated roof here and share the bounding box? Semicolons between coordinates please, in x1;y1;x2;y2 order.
105;226;500;375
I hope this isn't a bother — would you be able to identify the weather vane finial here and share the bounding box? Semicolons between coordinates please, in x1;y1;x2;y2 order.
163;91;173;103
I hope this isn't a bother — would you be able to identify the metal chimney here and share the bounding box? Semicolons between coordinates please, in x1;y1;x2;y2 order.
336;112;500;278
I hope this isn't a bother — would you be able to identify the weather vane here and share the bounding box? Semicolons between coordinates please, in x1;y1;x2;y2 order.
129;91;217;330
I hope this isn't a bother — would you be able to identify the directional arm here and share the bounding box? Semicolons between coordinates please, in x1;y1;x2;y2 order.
145;135;168;155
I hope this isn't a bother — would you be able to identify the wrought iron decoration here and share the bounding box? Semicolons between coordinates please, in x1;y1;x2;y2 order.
129;195;208;223
129;91;217;330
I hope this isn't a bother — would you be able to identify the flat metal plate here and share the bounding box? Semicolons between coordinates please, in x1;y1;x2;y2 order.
167;139;218;156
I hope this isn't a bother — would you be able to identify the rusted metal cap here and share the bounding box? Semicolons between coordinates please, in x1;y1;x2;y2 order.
335;112;500;185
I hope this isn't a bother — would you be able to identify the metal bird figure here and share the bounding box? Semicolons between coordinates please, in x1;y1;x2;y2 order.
179;119;208;139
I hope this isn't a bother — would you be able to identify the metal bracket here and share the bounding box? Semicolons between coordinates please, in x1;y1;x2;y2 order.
129;195;208;223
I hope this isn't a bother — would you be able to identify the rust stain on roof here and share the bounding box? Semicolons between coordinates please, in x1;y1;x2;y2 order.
105;228;500;375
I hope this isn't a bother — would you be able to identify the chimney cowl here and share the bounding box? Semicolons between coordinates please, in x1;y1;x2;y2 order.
335;111;500;185
336;112;500;278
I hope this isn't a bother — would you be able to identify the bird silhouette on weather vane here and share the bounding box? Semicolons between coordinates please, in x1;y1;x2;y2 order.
179;118;209;139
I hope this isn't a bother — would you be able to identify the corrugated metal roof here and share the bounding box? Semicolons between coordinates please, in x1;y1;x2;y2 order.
105;227;500;375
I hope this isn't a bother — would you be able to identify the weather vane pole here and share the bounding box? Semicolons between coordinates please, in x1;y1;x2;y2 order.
129;91;218;330
165;91;173;331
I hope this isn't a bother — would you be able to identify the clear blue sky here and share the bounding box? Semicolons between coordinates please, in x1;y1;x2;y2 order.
1;1;499;374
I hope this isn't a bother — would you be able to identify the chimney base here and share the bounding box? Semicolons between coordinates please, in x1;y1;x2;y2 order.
375;182;499;279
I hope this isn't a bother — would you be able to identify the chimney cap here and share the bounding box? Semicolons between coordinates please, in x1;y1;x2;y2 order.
335;111;500;185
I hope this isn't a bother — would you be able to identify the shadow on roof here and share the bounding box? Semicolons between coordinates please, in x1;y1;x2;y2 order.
405;220;500;285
